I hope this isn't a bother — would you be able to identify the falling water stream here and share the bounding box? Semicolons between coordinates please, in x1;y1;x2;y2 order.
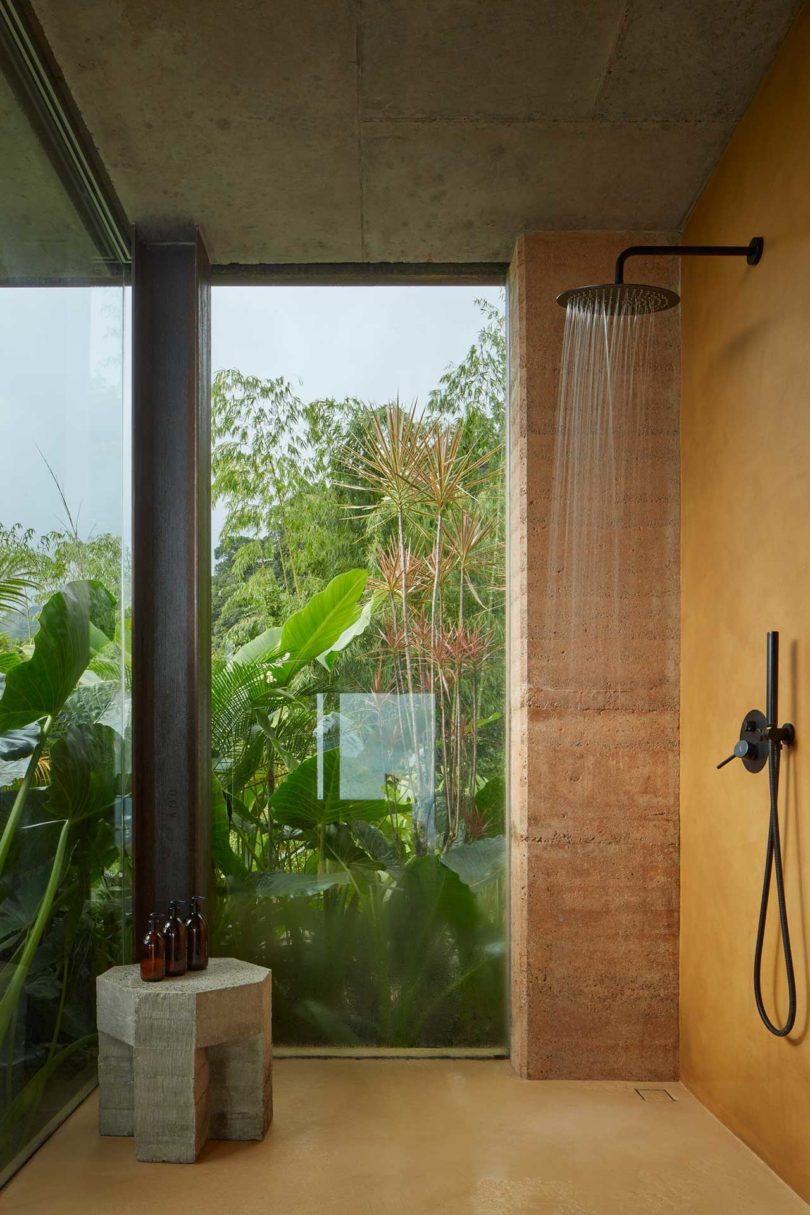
547;297;670;695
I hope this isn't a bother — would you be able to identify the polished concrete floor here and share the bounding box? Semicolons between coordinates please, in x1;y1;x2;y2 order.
3;1060;808;1214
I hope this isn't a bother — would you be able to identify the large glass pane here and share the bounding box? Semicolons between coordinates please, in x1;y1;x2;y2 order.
211;286;506;1048
0;46;128;1181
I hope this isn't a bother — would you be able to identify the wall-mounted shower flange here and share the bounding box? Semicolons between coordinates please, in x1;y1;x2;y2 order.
746;236;764;265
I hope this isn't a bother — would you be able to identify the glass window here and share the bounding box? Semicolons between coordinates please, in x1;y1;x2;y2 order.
0;40;129;1182
211;285;507;1049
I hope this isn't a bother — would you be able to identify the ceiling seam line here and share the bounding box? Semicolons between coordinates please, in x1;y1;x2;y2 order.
592;2;632;117
355;0;366;261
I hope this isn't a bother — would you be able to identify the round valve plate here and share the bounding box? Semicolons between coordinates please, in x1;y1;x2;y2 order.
738;709;768;773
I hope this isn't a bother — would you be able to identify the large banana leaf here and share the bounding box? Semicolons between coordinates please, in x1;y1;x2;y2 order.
268;569;369;684
233;626;282;666
316;600;373;671
269;748;388;829
0;581;115;733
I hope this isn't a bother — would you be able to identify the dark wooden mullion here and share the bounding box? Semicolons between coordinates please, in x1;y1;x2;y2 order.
132;228;211;946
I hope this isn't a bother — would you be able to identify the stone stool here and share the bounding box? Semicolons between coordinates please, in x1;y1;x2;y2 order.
96;957;272;1163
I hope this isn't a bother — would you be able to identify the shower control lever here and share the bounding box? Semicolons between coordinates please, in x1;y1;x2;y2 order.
717;739;759;768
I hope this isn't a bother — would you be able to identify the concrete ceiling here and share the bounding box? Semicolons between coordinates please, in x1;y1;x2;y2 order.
30;0;805;265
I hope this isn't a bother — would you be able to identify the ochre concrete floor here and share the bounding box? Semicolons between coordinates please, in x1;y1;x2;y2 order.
3;1060;808;1215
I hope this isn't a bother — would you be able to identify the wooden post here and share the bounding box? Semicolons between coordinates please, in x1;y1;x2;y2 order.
131;227;211;945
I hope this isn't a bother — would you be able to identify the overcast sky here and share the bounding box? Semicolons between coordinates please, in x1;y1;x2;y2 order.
0;284;502;545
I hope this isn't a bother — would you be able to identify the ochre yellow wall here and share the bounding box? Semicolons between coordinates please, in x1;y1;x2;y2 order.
681;6;810;1200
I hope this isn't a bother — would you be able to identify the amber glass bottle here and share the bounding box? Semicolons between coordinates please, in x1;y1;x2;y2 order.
186;894;208;971
163;900;187;976
140;912;165;982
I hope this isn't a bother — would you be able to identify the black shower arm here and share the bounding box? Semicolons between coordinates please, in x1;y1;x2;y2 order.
614;237;763;285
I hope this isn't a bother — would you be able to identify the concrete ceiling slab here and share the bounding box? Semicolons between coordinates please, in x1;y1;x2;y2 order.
360;0;627;121
362;119;730;262
32;0;364;262
594;0;804;122
28;0;806;265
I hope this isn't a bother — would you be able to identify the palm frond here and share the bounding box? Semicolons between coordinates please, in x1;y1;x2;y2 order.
0;554;37;616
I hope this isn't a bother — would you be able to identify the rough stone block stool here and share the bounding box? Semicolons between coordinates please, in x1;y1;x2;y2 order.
96;957;272;1163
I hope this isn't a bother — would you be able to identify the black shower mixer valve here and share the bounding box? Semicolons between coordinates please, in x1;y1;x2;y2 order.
717;712;795;772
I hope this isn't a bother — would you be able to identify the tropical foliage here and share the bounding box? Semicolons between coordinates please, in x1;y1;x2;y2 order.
211;297;507;1045
0;295;508;1175
0;567;129;1170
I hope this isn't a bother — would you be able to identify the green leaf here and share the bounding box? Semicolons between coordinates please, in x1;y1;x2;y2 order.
295;999;361;1046
0;862;53;942
441;835;506;890
0;818;69;1047
233;626;282;666
317;600;373;670
0;652;22;675
256;870;351;898
0;724;40;761
0;1034;96;1138
271;570;368;683
474;774;506;835
270;749;388;829
46;723;121;823
212;775;248;878
0;581;115;732
350;821;401;872
0;553;35;615
389;855;480;955
468;711;502;734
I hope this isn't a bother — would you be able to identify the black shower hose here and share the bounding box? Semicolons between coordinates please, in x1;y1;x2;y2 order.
752;739;797;1036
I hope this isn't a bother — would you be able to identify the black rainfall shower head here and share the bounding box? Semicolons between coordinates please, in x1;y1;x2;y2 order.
555;282;680;315
556;237;763;316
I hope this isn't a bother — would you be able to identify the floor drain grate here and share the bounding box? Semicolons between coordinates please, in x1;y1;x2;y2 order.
635;1087;676;1102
